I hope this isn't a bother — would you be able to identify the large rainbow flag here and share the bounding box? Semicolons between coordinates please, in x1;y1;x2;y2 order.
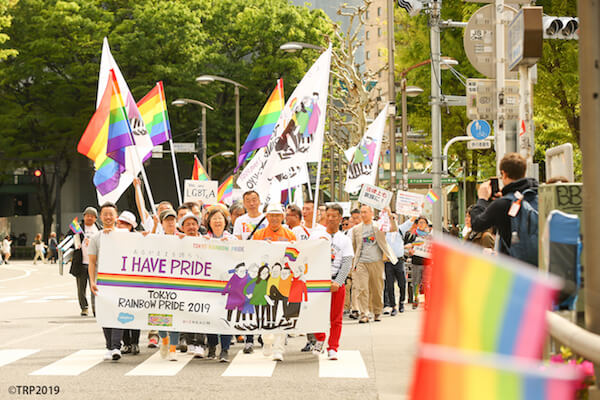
217;175;234;205
136;81;172;146
78;69;133;195
192;155;209;181
422;240;560;359
235;78;284;171
411;345;581;400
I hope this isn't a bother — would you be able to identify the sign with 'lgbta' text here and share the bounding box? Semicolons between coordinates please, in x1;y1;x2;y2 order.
95;231;331;334
183;179;218;204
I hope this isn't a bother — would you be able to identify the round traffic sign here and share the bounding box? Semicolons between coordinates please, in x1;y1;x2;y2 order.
467;120;491;140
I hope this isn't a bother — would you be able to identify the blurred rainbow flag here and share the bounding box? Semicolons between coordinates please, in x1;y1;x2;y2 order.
137;81;171;146
69;217;83;234
411;345;581;400
422;240;560;359
217;175;234;205
425;189;439;204
235;79;284;171
78;69;133;195
191;155;209;181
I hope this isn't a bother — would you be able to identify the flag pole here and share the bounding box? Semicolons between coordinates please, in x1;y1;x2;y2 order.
312;159;322;227
156;82;183;206
110;70;157;215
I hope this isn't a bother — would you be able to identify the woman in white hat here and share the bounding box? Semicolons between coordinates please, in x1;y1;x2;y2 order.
115;211;141;355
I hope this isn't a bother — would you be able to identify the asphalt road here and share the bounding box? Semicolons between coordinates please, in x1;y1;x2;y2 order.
0;261;422;400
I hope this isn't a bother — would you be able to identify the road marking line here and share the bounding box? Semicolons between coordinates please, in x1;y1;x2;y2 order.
1;324;67;349
0;349;40;367
221;350;277;377
25;295;69;303
0;266;37;282
319;350;369;378
0;296;27;303
30;350;106;376
126;351;194;376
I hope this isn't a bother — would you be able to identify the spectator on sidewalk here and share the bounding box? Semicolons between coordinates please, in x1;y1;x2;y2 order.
32;233;46;265
350;205;398;323
2;235;12;264
463;206;495;250
384;215;416;316
48;232;58;264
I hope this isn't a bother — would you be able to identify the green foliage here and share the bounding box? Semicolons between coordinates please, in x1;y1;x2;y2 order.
0;0;17;60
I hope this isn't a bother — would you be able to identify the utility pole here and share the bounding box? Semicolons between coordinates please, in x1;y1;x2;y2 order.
387;0;397;208
578;0;600;387
430;0;443;232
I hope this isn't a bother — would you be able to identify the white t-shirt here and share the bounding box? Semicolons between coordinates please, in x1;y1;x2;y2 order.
310;229;353;277
2;239;11;254
291;225;311;241
81;224;99;265
233;213;267;240
142;214;163;234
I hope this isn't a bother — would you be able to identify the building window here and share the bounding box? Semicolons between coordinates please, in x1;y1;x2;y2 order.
366;31;370;40
377;7;381;17
366;51;370;60
378;27;382;37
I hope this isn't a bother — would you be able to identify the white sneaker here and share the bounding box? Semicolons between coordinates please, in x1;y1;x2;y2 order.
188;345;196;354
263;343;273;357
272;351;283;362
327;349;338;360
193;346;205;359
168;351;177;361
312;341;325;355
111;349;121;361
383;306;392;315
159;340;169;359
103;350;112;361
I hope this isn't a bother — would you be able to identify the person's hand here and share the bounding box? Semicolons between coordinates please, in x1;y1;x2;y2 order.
478;181;492;200
152;214;159;225
331;282;340;293
90;281;99;296
141;231;150;237
103;228;112;233
133;177;141;187
220;237;229;241
178;233;186;239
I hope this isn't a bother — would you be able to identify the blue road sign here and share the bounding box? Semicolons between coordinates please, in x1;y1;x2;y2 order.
467;120;491;140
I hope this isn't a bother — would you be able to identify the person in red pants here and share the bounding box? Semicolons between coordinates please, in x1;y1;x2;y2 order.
312;204;354;360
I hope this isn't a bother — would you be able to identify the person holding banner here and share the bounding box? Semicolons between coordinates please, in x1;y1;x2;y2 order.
384;215;416;316
204;206;234;362
311;204;353;360
351;205;398;323
132;177;174;234
253;203;296;362
404;216;432;310
88;202;124;361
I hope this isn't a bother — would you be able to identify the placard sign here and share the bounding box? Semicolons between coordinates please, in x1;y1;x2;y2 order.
183;180;218;204
395;190;425;217
358;184;392;210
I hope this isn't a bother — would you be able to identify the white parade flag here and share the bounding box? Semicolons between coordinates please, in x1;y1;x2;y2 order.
344;104;389;194
266;45;332;177
96;37;154;205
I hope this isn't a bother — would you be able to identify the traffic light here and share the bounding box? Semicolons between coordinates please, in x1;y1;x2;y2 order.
33;169;42;177
543;16;579;40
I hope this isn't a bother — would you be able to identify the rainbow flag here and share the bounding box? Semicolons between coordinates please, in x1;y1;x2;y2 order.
410;345;581;400
235;79;284;171
422;240;560;359
217;175;234;205
137;81;172;146
192;155;209;181
69;217;83;234
78;69;133;195
425;189;439;204
284;247;299;262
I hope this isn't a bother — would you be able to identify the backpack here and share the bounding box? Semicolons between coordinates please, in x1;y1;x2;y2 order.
502;188;539;266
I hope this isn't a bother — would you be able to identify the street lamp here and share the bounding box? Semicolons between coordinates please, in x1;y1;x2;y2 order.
397;56;458;192
279;41;324;52
207;151;234;178
171;98;214;167
195;75;247;162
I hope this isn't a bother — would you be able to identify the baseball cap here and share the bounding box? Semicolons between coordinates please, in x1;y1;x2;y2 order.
179;212;201;227
265;203;284;215
159;209;177;222
117;211;138;229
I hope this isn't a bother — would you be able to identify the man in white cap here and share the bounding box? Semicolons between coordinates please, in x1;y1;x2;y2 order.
253;203;296;362
69;206;100;317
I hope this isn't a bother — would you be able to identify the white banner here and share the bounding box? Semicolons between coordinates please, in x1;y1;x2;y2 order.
95;232;331;334
395;190;425;217
358;184;392;210
344;105;388;194
183;180;218;204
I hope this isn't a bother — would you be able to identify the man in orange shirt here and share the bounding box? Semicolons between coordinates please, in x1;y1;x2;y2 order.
253;203;296;362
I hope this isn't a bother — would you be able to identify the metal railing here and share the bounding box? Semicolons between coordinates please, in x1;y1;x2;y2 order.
546;311;600;365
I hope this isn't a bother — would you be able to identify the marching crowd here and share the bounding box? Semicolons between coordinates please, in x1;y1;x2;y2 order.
38;153;539;367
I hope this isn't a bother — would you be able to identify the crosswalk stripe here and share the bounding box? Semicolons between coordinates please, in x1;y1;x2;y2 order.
221;350;277;377
0;349;39;367
318;350;369;378
126;351;194;376
30;350;106;376
0;296;27;304
25;295;69;303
